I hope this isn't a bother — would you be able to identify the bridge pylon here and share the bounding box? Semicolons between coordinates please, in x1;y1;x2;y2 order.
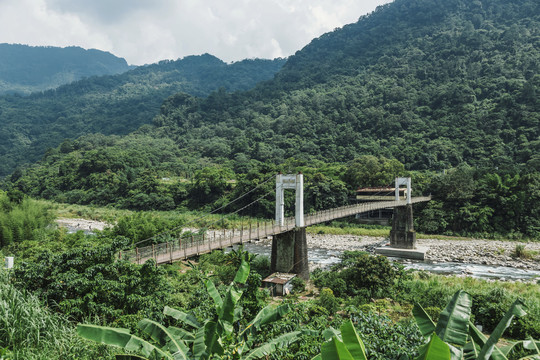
271;173;309;280
376;177;427;259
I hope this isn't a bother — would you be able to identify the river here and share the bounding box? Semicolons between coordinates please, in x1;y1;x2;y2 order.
236;242;540;282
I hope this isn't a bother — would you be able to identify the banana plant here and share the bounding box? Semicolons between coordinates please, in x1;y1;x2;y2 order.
78;254;302;359
413;290;540;360
311;319;368;360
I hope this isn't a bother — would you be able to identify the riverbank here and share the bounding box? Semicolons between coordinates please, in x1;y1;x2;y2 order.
56;218;110;232
301;233;540;271
55;219;540;271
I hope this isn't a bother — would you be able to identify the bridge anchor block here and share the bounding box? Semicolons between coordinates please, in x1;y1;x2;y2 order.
390;204;416;249
271;227;309;280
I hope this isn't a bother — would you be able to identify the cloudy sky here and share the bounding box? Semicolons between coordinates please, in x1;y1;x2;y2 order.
0;0;393;65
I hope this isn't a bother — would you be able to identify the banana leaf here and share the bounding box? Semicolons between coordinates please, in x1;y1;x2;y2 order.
435;290;472;348
243;331;302;360
477;299;527;360
463;338;480;360
77;324;172;360
138;319;189;358
322;327;341;342
167;326;195;342
340;320;367;360
468;322;508;360
500;338;540;360
413;303;436;338
220;285;243;324
415;333;452;360
320;336;354;360
523;339;540;352
193;326;208;360
241;303;291;337
203;320;224;358
205;279;223;313
163;306;202;329
233;258;250;284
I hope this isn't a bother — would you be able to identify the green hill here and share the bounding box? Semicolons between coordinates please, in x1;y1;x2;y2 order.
0;54;286;176
147;0;539;171
0;44;132;95
4;0;540;237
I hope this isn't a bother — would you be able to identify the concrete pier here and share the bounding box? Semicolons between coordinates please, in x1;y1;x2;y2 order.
376;204;427;260
390;204;416;249
271;227;309;280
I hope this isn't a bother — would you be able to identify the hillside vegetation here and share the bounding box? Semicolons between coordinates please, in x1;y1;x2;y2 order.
3;0;540;239
1;0;540;358
146;0;539;170
0;54;285;176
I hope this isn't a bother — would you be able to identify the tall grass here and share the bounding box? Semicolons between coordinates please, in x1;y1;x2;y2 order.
307;225;390;237
0;269;112;359
0;197;54;248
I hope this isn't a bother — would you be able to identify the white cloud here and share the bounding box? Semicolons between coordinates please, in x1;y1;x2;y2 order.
0;0;393;65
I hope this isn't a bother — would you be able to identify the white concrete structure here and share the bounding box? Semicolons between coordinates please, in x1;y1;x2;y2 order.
275;173;304;227
395;177;412;204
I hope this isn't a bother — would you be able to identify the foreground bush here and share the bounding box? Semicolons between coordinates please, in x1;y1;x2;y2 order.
78;255;302;359
312;251;409;300
0;269;111;359
14;238;173;322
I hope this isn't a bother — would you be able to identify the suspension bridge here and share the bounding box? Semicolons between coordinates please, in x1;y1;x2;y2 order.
118;174;431;275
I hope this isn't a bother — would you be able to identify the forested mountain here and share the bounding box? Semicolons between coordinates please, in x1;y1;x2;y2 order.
4;0;540;237
145;0;539;171
0;44;132;95
0;54;286;176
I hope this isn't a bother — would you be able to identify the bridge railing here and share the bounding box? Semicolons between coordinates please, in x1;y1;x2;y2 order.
119;196;431;264
118;216;299;264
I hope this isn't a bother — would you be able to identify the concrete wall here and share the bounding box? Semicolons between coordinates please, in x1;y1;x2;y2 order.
271;227;309;280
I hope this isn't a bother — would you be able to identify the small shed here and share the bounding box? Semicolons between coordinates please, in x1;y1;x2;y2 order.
262;272;296;296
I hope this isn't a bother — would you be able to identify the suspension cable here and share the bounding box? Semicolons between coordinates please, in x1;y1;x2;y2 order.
133;173;276;247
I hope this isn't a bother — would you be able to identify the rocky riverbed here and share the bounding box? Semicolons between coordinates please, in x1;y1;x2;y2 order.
302;233;540;271
56;218;110;232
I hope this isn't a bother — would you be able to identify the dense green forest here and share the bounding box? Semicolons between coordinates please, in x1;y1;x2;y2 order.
4;0;539;238
0;54;286;177
1;0;540;358
0;44;132;95
144;0;539;170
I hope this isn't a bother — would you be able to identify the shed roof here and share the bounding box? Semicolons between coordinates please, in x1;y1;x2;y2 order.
262;272;296;285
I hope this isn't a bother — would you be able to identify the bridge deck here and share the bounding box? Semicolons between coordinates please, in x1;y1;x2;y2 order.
119;196;431;265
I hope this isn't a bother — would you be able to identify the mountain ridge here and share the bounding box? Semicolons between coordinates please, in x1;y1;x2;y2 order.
0;53;286;176
0;44;134;94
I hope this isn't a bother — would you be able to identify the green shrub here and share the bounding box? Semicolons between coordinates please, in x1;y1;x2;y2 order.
318;288;339;314
339;251;403;299
14;238;174;322
251;255;271;278
473;287;512;332
311;268;347;297
290;276;306;294
512;244;532;259
347;306;424;359
312;252;408;301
